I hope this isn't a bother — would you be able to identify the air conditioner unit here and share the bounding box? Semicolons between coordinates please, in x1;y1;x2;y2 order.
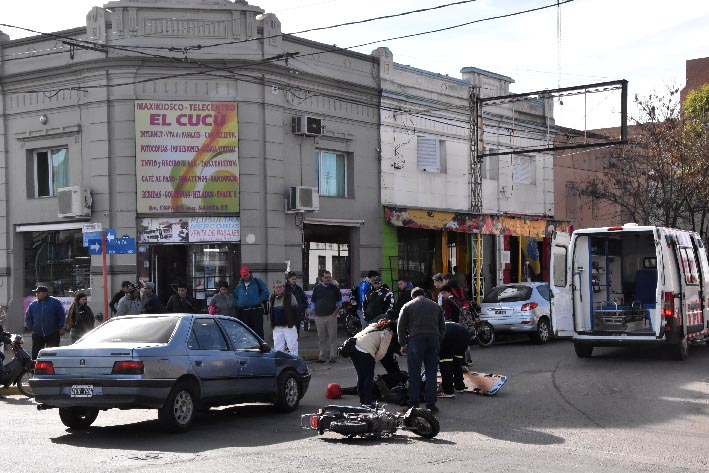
292;115;323;136
57;186;92;218
288;186;319;212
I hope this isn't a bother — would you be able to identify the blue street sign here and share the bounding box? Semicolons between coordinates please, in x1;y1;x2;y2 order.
87;240;103;255
83;231;102;247
88;235;136;255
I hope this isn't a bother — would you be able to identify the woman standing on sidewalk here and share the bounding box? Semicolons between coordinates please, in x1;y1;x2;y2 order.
65;293;95;343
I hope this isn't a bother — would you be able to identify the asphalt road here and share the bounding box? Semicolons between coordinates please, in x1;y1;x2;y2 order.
3;338;709;473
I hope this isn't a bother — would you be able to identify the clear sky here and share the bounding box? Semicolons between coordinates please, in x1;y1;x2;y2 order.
2;0;708;129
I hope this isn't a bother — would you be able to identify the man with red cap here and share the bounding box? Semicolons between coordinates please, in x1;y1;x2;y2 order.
234;266;270;339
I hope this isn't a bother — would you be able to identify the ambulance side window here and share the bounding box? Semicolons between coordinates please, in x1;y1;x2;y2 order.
552;245;567;287
679;248;699;285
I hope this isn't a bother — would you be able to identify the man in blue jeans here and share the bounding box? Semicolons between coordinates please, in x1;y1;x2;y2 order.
397;287;445;413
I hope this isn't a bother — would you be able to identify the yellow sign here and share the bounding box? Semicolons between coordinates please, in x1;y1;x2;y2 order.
135;101;239;213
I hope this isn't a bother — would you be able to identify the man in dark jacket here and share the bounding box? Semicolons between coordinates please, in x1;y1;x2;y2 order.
310;270;342;363
379;278;413;374
363;276;394;322
141;282;164;314
166;283;199;314
398;287;445;413
24;286;66;359
109;280;133;315
285;271;307;333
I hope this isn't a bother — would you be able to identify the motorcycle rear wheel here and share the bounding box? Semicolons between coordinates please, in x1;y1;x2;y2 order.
405;408;440;438
476;322;495;347
16;369;33;398
329;419;369;436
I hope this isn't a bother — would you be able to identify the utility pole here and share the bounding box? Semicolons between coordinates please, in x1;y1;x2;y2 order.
469;86;482;213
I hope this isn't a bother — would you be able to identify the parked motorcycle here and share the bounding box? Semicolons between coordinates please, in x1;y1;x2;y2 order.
0;329;35;398
461;303;495;348
301;404;440;439
339;301;362;337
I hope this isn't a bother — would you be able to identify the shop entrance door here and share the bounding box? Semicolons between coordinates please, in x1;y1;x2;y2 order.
303;224;351;290
151;245;188;306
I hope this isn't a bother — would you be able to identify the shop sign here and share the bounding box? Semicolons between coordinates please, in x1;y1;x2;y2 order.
384;207;571;238
138;218;189;243
135;100;239;214
188;216;240;243
138;217;240;243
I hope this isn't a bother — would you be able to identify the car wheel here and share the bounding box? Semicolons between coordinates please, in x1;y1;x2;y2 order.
532;318;551;344
275;371;301;412
58;407;99;429
574;343;593;358
159;381;197;432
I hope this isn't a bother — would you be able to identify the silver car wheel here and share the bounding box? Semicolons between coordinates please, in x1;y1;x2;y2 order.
284;376;299;407
538;320;550;341
173;390;194;425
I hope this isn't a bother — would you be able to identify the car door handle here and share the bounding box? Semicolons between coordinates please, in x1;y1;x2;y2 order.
195;360;203;366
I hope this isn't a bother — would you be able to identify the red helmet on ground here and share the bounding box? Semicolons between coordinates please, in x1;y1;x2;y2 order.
326;383;342;399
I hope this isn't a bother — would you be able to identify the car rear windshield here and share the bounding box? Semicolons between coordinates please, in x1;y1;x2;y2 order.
483;286;533;303
81;316;180;344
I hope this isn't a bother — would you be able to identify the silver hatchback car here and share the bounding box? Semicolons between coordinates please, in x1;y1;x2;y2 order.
479;282;552;344
30;314;310;432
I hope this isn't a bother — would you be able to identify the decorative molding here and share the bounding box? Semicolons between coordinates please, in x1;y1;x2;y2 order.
144;18;228;38
232;11;242;39
0;267;10;277
15;125;81;142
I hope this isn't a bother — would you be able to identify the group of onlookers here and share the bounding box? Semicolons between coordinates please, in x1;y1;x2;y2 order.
345;270;473;414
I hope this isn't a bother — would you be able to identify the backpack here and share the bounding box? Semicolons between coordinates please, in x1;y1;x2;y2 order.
338;337;357;358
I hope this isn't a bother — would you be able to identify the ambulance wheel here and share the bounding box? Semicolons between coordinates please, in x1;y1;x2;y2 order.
673;337;689;361
574;343;593;358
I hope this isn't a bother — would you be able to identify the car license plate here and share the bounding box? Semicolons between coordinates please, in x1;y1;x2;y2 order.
70;385;94;398
495;310;506;315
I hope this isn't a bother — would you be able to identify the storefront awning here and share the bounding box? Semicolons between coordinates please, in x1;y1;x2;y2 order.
303;218;364;227
16;222;86;232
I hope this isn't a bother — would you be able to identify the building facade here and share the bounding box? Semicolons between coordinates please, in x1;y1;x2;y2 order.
375;47;567;298
0;0;381;330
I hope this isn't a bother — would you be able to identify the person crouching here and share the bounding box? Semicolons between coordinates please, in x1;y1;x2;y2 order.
350;318;393;407
270;281;299;356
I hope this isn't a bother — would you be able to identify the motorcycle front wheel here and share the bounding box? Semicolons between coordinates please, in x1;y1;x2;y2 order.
16;369;34;398
405;408;440;438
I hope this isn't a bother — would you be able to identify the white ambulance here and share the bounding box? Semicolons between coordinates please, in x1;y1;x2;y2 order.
550;224;709;360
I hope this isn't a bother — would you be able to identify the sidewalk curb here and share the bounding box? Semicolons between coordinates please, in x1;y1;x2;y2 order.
0;386;20;395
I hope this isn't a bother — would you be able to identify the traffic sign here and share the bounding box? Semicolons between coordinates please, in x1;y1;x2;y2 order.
82;223;102;233
83;231;102;247
87;239;103;255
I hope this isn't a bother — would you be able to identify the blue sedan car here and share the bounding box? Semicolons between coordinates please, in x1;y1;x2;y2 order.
30;314;310;432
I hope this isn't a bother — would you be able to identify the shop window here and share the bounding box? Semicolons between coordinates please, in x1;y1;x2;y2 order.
31;148;69;198
23;230;90;297
316;150;347;197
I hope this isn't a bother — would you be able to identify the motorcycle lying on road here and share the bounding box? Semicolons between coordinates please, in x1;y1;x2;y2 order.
460;303;495;348
302;404;440;439
0;329;35;398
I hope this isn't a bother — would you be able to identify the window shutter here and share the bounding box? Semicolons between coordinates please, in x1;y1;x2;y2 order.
512;156;531;184
417;136;440;172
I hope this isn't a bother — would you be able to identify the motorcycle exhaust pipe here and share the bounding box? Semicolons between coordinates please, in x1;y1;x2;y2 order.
36;404;55;411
